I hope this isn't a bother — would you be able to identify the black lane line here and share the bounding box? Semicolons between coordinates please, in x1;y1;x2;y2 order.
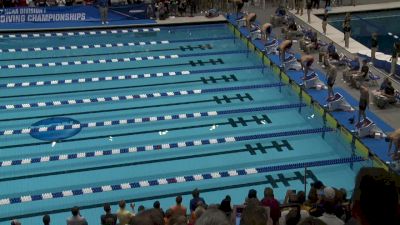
0;44;212;62
0;115;265;150
0;93;252;122
0;169;314;222
0;74;235;99
0;140;289;182
0;58;228;79
0;93;253;122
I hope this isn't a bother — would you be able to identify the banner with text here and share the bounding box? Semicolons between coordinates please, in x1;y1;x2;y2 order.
0;4;148;24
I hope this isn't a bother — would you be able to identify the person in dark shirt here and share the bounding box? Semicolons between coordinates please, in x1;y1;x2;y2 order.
384;80;395;97
190;188;206;212
351;59;368;88
371;32;378;61
101;203;117;225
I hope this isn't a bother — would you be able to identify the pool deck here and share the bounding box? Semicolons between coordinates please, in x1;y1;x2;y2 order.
286;2;400;128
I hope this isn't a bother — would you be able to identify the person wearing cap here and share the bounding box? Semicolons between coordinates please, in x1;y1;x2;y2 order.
318;187;344;225
279;40;293;66
246;13;257;30
387;128;400;160
261;23;272;41
300;54;315;80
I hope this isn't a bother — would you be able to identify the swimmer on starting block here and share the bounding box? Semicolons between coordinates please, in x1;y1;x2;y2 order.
387;128;400;160
358;84;369;124
246;13;257;30
261;23;272;41
326;62;337;100
278;40;293;66
300;54;314;80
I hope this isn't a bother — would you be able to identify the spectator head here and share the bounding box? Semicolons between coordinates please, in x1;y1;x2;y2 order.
195;208;231;225
312;180;324;190
42;214;50;225
264;187;274;198
323;187;336;201
153;201;160;209
192;188;200;198
225;195;231;202
11;220;21;225
130;209;164;225
168;215;186;225
119;200;126;209
165;209;173;218
176;195;183;205
352;167;400;225
138;205;145;213
241;198;269;225
247;189;258;199
71;206;80;216
362;59;368;65
285;208;301;225
104;203;111;213
298;217;327;225
219;196;232;215
296;191;306;204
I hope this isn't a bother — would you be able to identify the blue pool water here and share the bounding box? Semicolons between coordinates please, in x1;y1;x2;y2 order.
0;23;370;224
325;9;400;54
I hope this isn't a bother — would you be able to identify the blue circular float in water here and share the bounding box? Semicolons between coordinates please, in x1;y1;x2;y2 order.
30;117;81;141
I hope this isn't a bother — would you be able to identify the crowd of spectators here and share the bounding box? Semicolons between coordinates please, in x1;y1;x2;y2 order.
9;167;400;225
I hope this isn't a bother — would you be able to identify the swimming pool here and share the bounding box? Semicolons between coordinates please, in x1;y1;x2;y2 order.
0;23;369;224
324;9;400;55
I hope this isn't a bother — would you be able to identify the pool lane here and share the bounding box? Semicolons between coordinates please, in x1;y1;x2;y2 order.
0;23;363;223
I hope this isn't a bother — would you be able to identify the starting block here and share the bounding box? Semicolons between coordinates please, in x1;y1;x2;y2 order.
248;27;261;40
283;55;302;71
355;117;386;138
324;93;354;111
237;18;246;27
263;39;278;55
302;72;326;89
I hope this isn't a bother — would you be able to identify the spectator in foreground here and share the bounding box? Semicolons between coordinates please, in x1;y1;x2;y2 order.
67;206;88;225
117;200;134;225
261;188;281;225
219;195;233;219
298;217;327;225
171;195;187;216
43;215;50;225
101;203;117;225
130;209;164;225
190;189;206;212
153;201;165;217
11;220;21;225
351;167;400;225
195;208;231;225
240;198;273;225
